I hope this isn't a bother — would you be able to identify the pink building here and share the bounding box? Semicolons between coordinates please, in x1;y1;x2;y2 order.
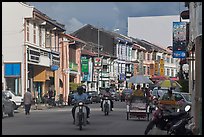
59;34;86;103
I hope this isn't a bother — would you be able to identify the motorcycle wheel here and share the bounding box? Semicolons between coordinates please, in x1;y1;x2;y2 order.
79;113;83;130
144;120;155;135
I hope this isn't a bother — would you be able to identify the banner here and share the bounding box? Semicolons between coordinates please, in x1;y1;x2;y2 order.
173;22;187;58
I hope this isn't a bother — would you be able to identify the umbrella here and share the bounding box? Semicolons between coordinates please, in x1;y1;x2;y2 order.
156;79;182;89
127;75;153;84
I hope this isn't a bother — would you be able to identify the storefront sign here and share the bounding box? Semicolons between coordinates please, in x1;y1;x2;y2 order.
4;63;21;77
94;57;102;68
51;65;59;71
69;62;78;72
119;73;126;81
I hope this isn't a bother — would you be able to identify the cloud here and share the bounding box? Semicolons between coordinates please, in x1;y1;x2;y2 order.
29;2;187;35
65;17;84;33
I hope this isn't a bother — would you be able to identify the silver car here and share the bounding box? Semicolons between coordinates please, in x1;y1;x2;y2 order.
2;91;14;118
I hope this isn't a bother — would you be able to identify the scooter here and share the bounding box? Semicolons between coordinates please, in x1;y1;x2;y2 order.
167;105;194;135
144;104;189;135
75;101;87;130
102;97;111;116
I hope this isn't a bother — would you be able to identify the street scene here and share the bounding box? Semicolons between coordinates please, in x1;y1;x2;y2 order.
2;101;151;135
2;2;202;135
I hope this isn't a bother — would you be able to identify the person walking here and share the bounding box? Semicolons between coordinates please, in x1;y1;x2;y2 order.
24;88;33;115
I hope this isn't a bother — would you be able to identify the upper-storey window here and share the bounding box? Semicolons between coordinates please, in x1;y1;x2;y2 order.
33;23;36;44
39;26;42;47
147;53;150;61
26;20;29;42
143;52;146;60
171;58;174;64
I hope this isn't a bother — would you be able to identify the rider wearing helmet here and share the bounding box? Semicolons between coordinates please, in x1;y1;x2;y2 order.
100;88;113;111
71;86;90;124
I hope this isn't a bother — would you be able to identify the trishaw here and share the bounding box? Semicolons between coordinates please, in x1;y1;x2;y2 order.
126;96;150;121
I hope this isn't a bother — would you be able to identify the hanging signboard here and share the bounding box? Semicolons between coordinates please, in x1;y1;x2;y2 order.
94;57;102;68
172;22;187;58
81;57;89;73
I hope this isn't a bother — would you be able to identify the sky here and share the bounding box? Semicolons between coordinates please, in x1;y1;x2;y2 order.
29;2;187;35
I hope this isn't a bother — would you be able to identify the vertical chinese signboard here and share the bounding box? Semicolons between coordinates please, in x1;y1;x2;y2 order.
173;22;187;58
154;61;158;75
160;59;164;76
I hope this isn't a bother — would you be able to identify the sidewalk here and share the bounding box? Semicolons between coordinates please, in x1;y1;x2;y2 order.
17;103;67;112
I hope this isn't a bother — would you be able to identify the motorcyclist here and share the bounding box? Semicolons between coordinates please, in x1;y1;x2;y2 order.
71;86;90;124
163;88;175;101
100;88;113;111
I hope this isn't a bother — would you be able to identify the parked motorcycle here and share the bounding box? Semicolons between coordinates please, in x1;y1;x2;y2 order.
102;97;111;116
167;105;194;135
144;104;189;135
75;101;87;130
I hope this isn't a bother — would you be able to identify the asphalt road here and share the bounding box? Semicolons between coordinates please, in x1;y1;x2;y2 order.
2;101;151;135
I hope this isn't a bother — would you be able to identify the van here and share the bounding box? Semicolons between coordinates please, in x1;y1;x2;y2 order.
2;90;23;110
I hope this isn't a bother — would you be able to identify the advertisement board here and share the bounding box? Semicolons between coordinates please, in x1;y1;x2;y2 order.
81;57;89;73
173;22;187;58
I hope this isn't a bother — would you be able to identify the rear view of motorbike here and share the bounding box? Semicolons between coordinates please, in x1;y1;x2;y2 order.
102;97;111;116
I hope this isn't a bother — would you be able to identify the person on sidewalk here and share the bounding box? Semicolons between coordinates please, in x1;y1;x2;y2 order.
23;88;33;115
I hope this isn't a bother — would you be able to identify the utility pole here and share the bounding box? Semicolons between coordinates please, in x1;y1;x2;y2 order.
97;28;100;94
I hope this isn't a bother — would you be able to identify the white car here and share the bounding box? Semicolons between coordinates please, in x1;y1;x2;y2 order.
2;90;23;110
2;92;14;118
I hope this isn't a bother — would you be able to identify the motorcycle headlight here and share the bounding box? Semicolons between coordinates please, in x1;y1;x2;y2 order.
79;102;83;106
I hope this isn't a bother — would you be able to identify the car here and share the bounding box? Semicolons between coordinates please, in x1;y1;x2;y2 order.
88;91;100;103
2;91;14;118
160;91;192;111
161;91;191;104
2;90;23;110
151;87;172;99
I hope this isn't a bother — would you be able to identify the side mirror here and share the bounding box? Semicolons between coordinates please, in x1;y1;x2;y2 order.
185;105;191;112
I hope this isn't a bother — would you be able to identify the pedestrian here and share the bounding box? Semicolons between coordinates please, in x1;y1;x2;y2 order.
23;88;33;115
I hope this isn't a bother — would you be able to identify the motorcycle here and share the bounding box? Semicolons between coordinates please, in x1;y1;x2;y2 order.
144;104;189;135
102;97;111;116
167;105;194;135
75;101;87;130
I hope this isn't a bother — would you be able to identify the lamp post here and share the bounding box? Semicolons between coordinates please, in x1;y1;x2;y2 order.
97;28;100;94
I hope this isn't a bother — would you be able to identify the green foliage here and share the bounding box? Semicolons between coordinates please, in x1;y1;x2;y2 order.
69;82;83;91
178;79;189;92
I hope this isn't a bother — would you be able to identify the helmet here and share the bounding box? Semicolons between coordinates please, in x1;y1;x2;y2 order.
77;86;84;95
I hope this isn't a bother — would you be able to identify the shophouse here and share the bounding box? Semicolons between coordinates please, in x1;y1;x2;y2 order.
2;2;65;101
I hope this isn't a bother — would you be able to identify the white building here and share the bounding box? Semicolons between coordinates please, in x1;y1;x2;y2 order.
2;2;65;98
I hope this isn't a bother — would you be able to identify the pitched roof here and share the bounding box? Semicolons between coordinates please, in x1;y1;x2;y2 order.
81;49;97;57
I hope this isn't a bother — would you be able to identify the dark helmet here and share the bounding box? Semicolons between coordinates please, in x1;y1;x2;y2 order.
77;86;84;95
168;88;173;94
105;88;109;92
